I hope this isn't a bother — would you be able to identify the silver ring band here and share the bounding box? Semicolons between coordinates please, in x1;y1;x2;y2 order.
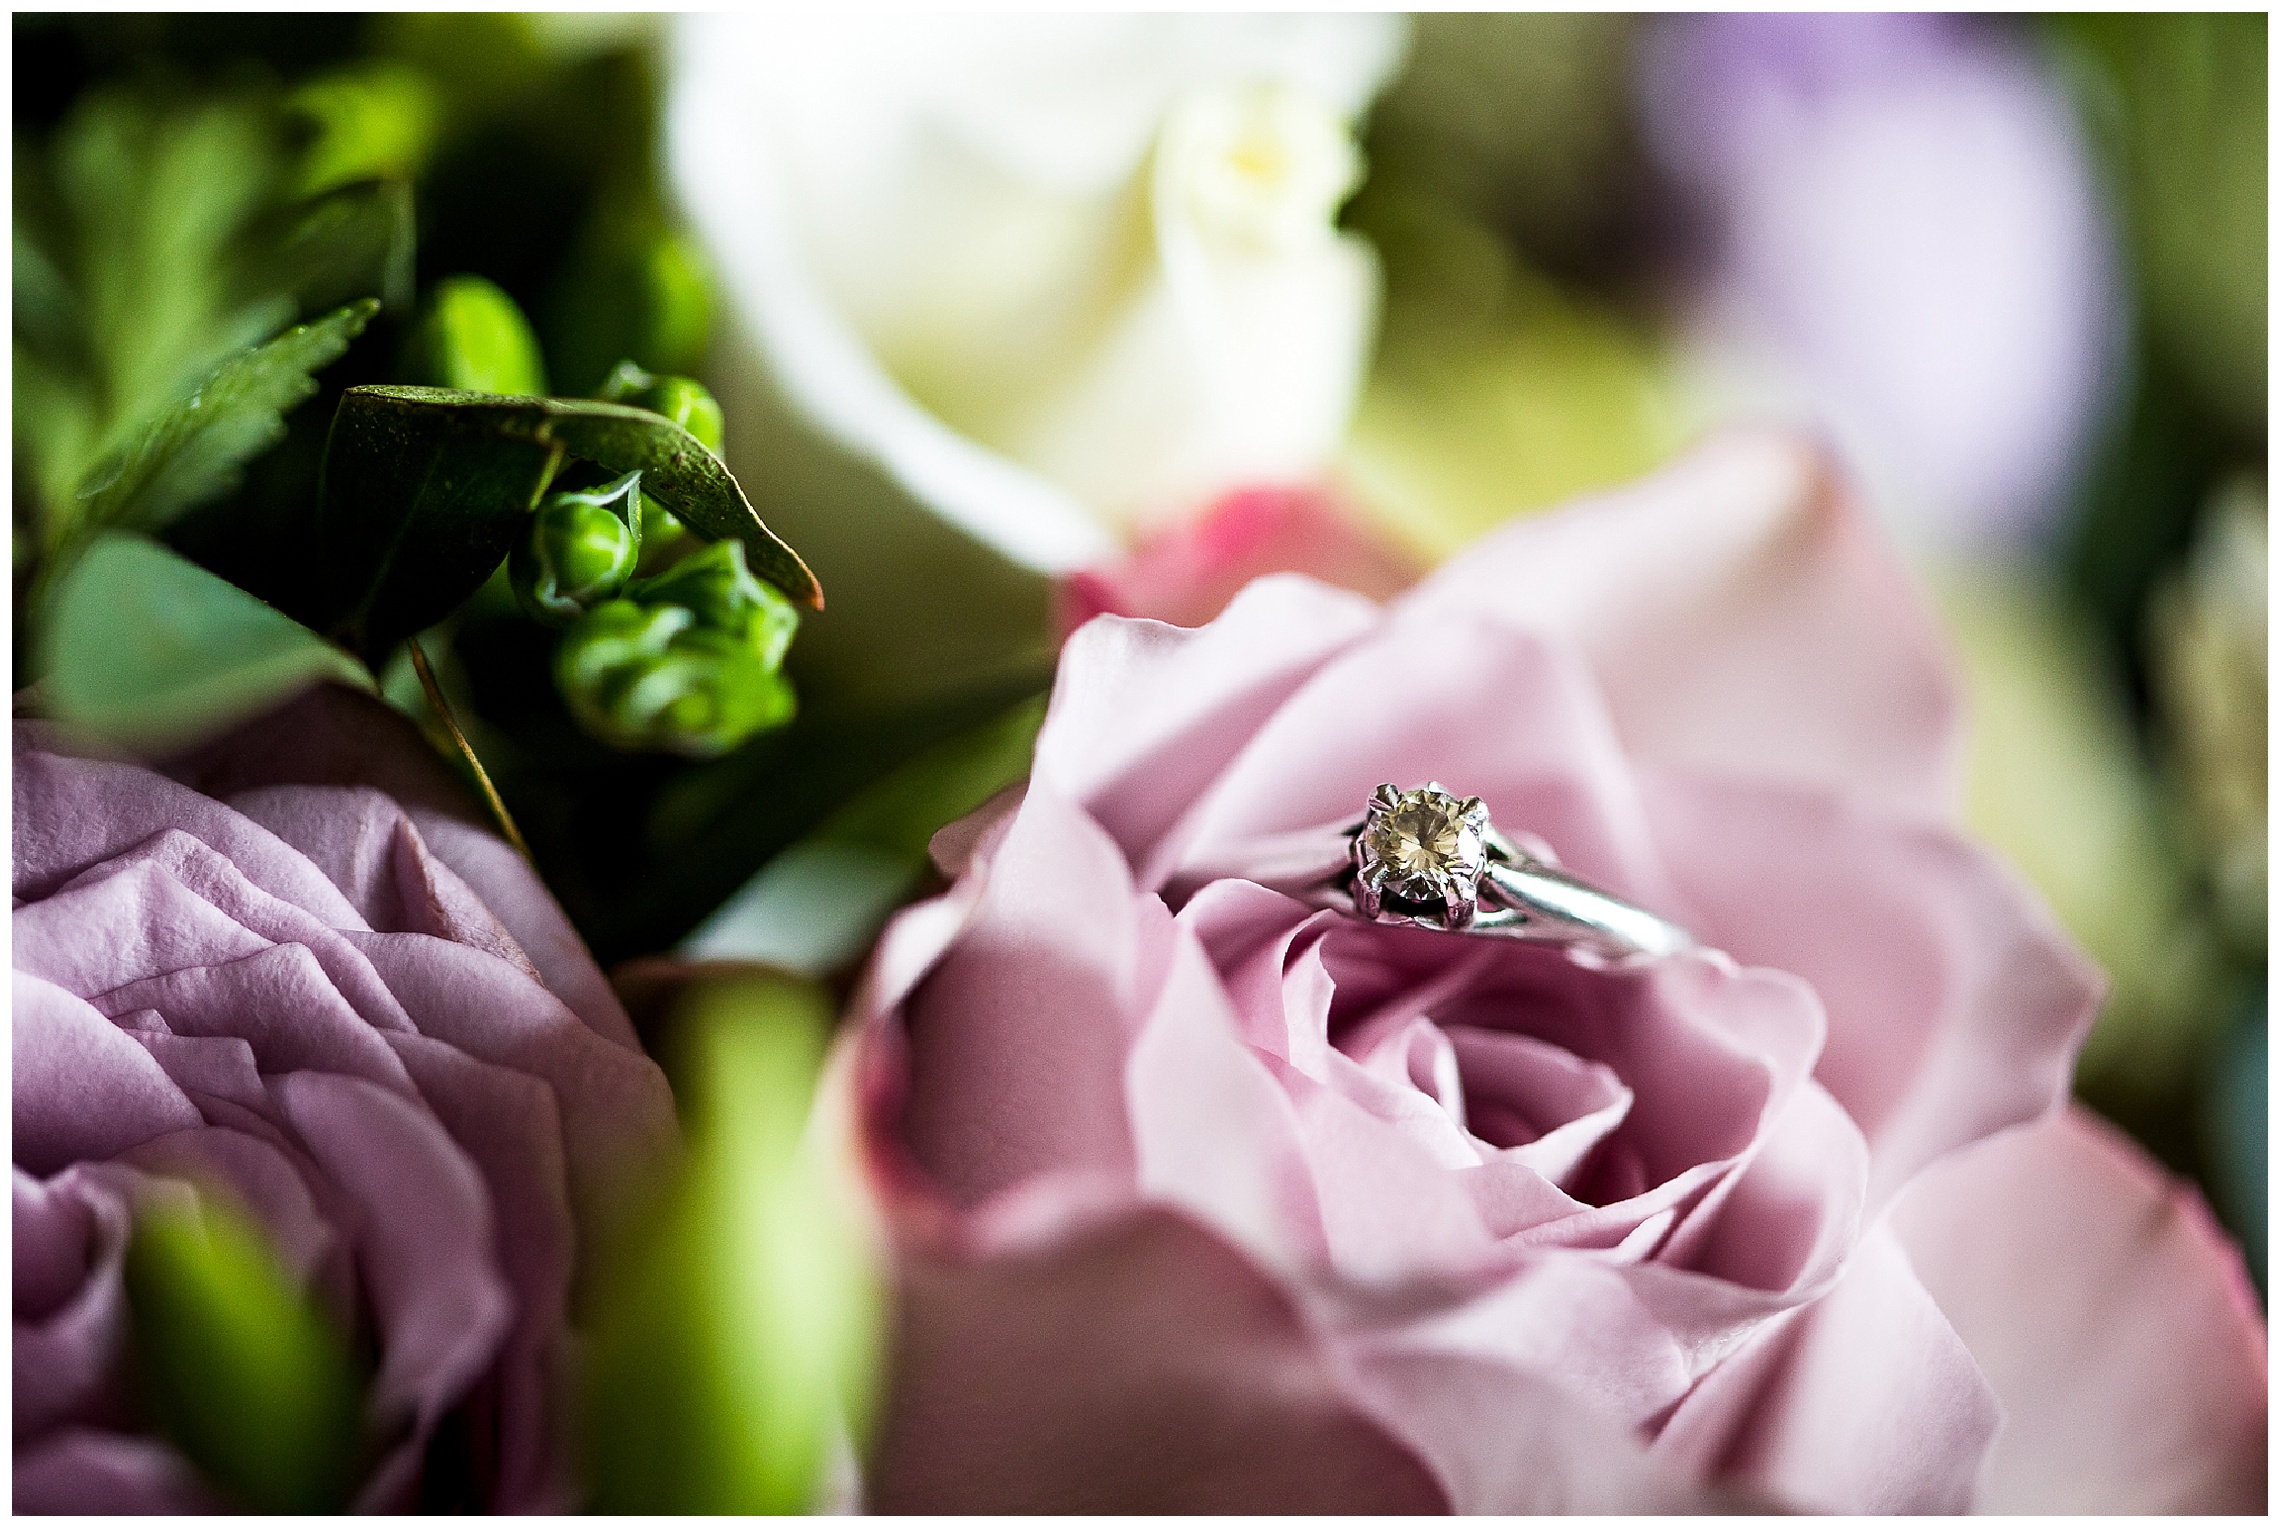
1165;783;1695;966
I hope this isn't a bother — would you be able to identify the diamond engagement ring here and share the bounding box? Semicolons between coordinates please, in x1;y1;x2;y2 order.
1176;782;1695;965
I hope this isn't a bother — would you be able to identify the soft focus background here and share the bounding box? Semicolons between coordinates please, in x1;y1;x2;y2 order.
13;9;2265;1307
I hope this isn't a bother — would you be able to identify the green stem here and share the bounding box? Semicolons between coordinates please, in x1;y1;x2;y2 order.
407;635;534;864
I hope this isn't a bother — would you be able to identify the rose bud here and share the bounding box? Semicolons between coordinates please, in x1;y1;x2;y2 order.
511;471;646;627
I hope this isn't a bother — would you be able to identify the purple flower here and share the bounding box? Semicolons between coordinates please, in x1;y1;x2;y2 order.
1642;14;2124;551
13;688;678;1512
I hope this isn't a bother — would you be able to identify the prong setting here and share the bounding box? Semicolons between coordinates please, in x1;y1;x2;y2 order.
1351;782;1491;929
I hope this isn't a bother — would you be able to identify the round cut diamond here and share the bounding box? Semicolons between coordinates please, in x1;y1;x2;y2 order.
1354;783;1489;914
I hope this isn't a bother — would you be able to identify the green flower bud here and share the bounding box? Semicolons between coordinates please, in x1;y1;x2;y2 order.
598;365;725;456
512;471;644;626
645;377;725;456
595;365;724;556
408;275;549;395
596;360;657;403
557;599;795;758
628;540;799;670
638;497;690;559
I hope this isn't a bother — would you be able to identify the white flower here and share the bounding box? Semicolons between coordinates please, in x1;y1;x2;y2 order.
667;13;1408;572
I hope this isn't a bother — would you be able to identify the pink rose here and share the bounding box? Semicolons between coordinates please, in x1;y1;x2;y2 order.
12;689;678;1512
1056;485;1421;635
843;431;2266;1511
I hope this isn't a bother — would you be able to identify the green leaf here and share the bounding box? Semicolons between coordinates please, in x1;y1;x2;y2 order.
71;300;378;549
582;973;879;1513
313;388;569;658
246;176;417;318
679;693;1046;972
286;62;446;197
13;85;411;562
44;533;373;752
124;1191;365;1513
317;387;818;661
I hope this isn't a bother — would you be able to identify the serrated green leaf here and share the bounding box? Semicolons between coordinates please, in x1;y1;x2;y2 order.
12;86;410;562
125;1192;365;1513
244;175;417;317
582;974;879;1513
70;300;378;550
44;533;373;752
319;388;819;660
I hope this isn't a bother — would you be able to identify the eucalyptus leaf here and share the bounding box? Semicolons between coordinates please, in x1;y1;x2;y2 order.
322;387;819;660
70;300;378;552
314;387;570;658
124;1193;366;1514
538;403;806;598
44;533;373;752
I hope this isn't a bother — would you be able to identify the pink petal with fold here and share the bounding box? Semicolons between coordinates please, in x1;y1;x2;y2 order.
1890;1105;2268;1513
1645;770;2102;1200
13;732;361;926
1342;1342;1713;1513
1660;1220;1998;1512
1412;429;1962;819
345;931;676;1245
1034;575;1377;866
90;943;416;1093
1126;922;1327;1273
385;1032;577;1513
899;778;1157;1206
165;685;640;1051
232;784;540;985
13;975;202;1174
868;1206;1447;1513
271;1071;512;1507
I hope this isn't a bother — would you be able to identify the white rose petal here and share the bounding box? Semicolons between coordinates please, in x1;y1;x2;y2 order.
669;12;1408;573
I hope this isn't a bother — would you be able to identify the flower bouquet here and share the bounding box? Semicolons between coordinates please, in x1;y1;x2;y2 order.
12;12;2266;1515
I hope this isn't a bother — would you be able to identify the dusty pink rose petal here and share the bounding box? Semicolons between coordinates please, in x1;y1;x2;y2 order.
1410;428;1964;819
870;1206;1449;1513
847;429;2260;1512
1055;484;1420;635
11;689;677;1513
1890;1105;2268;1512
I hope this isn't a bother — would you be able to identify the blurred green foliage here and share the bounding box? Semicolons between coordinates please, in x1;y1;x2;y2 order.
407;273;550;395
1339;15;1682;559
2055;13;2265;440
12;84;406;581
581;972;879;1512
680;693;1047;974
46;532;374;752
124;1191;367;1513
